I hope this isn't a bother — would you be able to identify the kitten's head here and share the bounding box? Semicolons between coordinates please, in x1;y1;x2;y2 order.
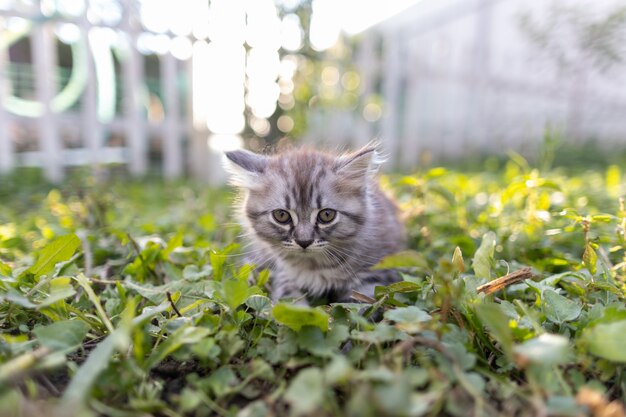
224;144;383;262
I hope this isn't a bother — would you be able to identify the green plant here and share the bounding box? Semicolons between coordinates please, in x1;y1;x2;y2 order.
0;158;625;416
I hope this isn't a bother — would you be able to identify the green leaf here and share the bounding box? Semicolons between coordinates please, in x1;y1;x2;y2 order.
256;328;297;364
374;281;421;298
372;250;427;270
514;334;570;365
28;234;81;279
542;289;582;323
472;232;496;279
284;367;325;415
220;277;261;310
351;323;407;344
163;232;184;257
475;303;513;357
585;321;626;362
206;366;240;397
272;303;329;332
145;326;212;369
33;320;89;351
582;243;597;275
297;326;334;357
296;324;347;357
606;165;621;196
74;274;115;334
256;268;270;288
0;260;11;277
62;321;131;406
210;243;238;281
384;306;431;323
182;264;212;281
245;295;271;313
324;355;353;384
452;246;465;273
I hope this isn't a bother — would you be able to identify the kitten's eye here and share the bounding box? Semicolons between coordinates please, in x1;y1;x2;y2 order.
317;208;337;224
272;209;292;224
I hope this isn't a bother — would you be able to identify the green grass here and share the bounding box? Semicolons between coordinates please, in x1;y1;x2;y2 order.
0;156;625;417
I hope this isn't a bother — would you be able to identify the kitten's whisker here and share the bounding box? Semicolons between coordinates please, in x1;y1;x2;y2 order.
329;243;383;261
323;247;358;283
219;242;274;258
328;244;384;264
327;247;380;280
236;230;260;238
331;249;377;268
220;222;245;227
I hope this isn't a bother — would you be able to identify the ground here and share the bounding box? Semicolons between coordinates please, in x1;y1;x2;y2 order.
1;156;626;417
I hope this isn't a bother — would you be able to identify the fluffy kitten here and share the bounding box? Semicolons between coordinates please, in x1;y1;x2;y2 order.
224;143;405;304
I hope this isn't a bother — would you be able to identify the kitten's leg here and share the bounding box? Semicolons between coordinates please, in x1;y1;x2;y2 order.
271;276;309;306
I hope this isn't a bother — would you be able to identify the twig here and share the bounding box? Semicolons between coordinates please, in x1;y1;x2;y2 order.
78;230;93;278
0;347;50;384
126;233;161;282
351;290;376;304
167;291;183;318
38;374;61;396
476;267;534;295
89;278;119;285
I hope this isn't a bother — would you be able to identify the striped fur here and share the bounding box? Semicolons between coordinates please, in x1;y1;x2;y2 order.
224;143;405;304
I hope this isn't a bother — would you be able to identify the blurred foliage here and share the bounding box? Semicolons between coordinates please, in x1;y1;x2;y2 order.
252;1;369;148
0;154;626;416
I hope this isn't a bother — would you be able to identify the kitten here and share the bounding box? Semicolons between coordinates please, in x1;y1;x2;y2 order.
224;143;405;304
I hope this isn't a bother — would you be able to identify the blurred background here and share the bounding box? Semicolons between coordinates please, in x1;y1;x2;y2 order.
1;0;626;184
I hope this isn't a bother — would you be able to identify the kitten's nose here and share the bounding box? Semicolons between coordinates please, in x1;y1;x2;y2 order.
295;239;313;249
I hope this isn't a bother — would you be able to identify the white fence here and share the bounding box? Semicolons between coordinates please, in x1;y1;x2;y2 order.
305;0;626;169
2;0;626;183
0;2;221;183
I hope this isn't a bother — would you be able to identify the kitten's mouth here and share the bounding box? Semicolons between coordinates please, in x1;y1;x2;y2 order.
285;248;318;255
281;246;324;258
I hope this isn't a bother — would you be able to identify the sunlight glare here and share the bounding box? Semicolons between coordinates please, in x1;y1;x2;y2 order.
280;14;302;51
309;0;424;51
140;0;169;33
310;0;340;51
208;134;243;152
207;0;246;44
171;36;193;60
204;42;246;134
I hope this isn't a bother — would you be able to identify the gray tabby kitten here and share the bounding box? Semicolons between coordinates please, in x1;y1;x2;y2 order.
224;143;405;304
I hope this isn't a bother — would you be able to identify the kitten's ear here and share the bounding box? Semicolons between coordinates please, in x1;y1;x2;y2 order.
223;149;268;188
334;142;385;181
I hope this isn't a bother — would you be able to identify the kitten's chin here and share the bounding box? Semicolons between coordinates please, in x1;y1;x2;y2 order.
283;248;320;257
282;248;326;263
282;250;329;269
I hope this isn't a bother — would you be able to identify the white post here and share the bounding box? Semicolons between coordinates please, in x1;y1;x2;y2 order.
80;17;101;175
465;0;492;154
32;22;63;182
189;44;210;181
161;53;183;178
380;32;402;169
401;74;421;171
353;32;377;148
122;4;147;176
0;46;13;174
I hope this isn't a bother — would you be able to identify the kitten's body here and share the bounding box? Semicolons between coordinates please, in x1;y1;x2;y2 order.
225;144;405;304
